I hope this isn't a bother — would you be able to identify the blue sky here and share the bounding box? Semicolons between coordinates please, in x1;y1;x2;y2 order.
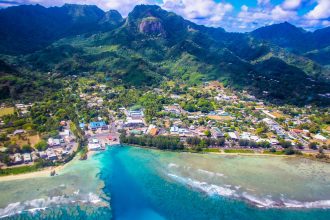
0;0;329;32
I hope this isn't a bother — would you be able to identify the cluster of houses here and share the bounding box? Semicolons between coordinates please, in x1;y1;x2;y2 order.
9;121;77;165
79;93;104;108
15;103;33;116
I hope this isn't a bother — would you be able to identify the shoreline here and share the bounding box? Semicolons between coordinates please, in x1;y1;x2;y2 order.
0;164;65;182
0;145;327;181
0;154;82;182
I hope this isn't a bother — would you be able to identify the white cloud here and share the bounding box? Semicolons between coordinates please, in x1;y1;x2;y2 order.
2;0;330;32
7;0;159;15
282;0;302;10
241;5;248;12
306;0;330;19
257;0;270;5
162;0;233;26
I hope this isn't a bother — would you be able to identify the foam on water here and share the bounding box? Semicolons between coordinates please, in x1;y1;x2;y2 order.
197;168;226;178
168;173;236;197
0;192;105;218
168;172;330;209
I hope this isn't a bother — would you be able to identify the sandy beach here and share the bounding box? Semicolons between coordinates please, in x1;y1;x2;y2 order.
0;165;66;182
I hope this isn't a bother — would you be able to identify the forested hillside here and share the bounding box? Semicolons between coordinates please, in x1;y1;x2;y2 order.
0;4;329;106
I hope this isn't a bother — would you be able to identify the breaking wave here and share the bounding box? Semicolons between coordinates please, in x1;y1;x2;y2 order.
167;173;330;209
168;173;235;197
0;192;104;218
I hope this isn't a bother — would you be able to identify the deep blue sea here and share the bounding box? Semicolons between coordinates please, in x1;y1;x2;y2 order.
2;146;330;220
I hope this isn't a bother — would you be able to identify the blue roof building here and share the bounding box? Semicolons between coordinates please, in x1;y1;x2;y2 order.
89;121;107;130
79;123;85;129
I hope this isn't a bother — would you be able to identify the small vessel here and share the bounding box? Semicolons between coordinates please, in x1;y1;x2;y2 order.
50;170;56;176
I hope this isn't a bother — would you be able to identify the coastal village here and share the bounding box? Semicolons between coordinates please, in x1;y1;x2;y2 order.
0;79;330;174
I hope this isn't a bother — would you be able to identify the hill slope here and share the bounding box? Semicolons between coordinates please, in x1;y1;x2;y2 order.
0;4;123;54
0;4;329;106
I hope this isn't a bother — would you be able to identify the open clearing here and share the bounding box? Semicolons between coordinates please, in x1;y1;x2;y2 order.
0;107;14;117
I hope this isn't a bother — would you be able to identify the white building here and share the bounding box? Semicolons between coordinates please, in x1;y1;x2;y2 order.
314;134;327;142
228;132;239;140
23;153;32;163
48;138;61;147
88;143;101;151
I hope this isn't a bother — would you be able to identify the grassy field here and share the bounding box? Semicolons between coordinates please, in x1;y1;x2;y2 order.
0;164;39;176
263;150;285;155
224;149;255;153
11;134;41;148
203;148;220;153
0;107;14;117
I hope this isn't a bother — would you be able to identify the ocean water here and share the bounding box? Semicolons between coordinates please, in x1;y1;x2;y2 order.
1;146;330;219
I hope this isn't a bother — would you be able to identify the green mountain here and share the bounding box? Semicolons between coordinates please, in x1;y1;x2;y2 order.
0;4;123;54
0;4;329;106
251;22;330;66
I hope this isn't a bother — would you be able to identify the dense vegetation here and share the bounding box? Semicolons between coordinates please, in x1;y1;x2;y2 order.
0;4;329;106
120;133;184;150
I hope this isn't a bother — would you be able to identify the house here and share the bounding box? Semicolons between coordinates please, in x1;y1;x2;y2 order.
79;123;86;130
170;126;190;135
13;153;22;164
270;139;279;145
39;151;47;159
170;126;179;134
13;129;25;135
228;132;239;141
314;134;327;142
124;119;145;128
23;153;32;163
48;138;61;147
211;127;224;139
89;121;108;130
88;143;102;151
31;152;39;161
59;129;70;137
164;104;182;115
127;110;144;119
240;132;251;140
92;138;99;144
46;150;57;160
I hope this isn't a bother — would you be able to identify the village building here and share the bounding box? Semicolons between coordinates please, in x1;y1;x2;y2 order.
13;129;25;135
48;138;61;147
38;151;47;159
314;134;327;142
88;143;102;151
228;132;239;141
13;153;22;164
211;127;224;139
89;121;108;130
23;153;32;163
46;150;57;160
124;119;145;128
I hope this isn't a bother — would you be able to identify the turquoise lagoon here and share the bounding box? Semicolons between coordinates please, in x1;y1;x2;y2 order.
1;146;330;219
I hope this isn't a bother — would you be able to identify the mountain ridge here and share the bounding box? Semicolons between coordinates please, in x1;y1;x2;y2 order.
0;4;329;106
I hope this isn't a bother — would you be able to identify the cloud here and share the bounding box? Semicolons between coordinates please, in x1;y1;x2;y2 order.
235;2;298;32
162;0;233;26
282;0;302;10
1;0;330;32
2;0;159;15
306;0;330;19
257;0;270;6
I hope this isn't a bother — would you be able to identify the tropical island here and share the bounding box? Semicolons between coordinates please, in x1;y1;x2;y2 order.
0;4;330;177
0;2;330;219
